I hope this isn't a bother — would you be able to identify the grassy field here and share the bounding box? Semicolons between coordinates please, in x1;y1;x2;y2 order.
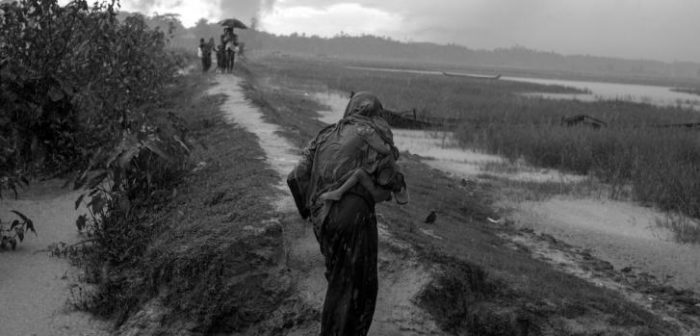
245;55;700;242
238;57;692;335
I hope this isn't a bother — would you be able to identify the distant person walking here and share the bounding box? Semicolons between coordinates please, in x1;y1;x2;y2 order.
220;27;238;72
215;43;224;73
208;37;216;70
288;92;408;336
198;38;212;72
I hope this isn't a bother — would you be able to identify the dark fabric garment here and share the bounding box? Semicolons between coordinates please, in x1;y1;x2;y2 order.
286;92;408;336
305;93;401;231
319;192;377;336
200;42;212;71
201;55;211;72
216;45;224;70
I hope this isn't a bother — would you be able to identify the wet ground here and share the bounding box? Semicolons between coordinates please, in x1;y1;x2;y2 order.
513;198;700;292
209;75;442;335
314;90;700;294
0;180;109;336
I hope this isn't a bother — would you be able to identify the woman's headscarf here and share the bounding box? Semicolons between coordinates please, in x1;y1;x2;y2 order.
343;91;383;118
304;92;394;159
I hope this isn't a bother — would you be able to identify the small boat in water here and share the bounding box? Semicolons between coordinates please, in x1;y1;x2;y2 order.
442;72;501;80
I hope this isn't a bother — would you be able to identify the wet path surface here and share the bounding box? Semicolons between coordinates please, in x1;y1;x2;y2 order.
0;180;108;336
209;75;299;212
210;75;441;335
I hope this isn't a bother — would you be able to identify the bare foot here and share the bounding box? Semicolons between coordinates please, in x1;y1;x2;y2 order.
320;190;342;201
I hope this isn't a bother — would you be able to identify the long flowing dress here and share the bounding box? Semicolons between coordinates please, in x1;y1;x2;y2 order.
288;92;407;336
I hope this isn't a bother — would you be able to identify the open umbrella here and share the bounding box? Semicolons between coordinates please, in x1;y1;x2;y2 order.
219;18;248;29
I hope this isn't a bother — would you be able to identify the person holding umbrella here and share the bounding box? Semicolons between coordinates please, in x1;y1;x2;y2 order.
219;18;247;73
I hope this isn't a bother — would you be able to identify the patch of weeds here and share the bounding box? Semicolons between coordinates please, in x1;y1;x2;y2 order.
417;255;534;336
656;212;700;244
480;160;521;175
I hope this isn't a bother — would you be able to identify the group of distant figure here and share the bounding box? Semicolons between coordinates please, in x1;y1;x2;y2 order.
198;27;240;73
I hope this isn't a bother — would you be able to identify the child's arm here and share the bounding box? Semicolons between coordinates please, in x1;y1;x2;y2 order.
320;170;361;201
364;131;392;155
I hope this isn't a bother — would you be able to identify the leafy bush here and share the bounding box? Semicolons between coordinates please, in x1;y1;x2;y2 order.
2;0;192;261
1;0;187;176
0;210;36;250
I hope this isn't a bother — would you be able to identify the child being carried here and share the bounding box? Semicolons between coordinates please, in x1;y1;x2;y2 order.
319;127;407;204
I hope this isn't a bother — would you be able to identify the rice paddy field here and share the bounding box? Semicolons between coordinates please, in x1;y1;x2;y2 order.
246;54;700;242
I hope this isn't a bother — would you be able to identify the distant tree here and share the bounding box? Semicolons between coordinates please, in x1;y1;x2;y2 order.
150;13;184;37
192;18;209;39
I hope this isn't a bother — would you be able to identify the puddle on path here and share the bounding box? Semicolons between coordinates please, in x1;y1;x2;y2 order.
0;180;108;336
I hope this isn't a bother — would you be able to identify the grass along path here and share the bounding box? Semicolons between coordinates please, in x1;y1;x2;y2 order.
214;73;444;335
240;55;699;335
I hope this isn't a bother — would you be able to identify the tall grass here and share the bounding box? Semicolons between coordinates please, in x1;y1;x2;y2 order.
475;124;700;217
249;56;700;240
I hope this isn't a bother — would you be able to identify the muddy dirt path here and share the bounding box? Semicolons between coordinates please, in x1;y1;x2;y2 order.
0;180;109;336
209;75;442;335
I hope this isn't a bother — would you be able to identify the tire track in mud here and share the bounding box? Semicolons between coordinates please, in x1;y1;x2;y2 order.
210;75;442;335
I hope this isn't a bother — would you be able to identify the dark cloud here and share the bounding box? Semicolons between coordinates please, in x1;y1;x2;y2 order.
266;0;700;62
220;0;276;23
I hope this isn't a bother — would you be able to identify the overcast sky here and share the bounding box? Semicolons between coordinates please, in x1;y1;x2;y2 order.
117;0;700;63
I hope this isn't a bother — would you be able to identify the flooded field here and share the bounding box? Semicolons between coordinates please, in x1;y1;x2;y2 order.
345;66;700;110
507;76;700;110
314;90;700;293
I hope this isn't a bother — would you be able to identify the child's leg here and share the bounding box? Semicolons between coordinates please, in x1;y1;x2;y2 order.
354;170;383;199
320;170;365;201
321;169;392;203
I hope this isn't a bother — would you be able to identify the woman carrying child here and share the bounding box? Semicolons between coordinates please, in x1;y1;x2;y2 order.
287;92;408;336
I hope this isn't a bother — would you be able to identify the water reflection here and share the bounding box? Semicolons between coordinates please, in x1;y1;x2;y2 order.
503;76;700;110
344;66;700;110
